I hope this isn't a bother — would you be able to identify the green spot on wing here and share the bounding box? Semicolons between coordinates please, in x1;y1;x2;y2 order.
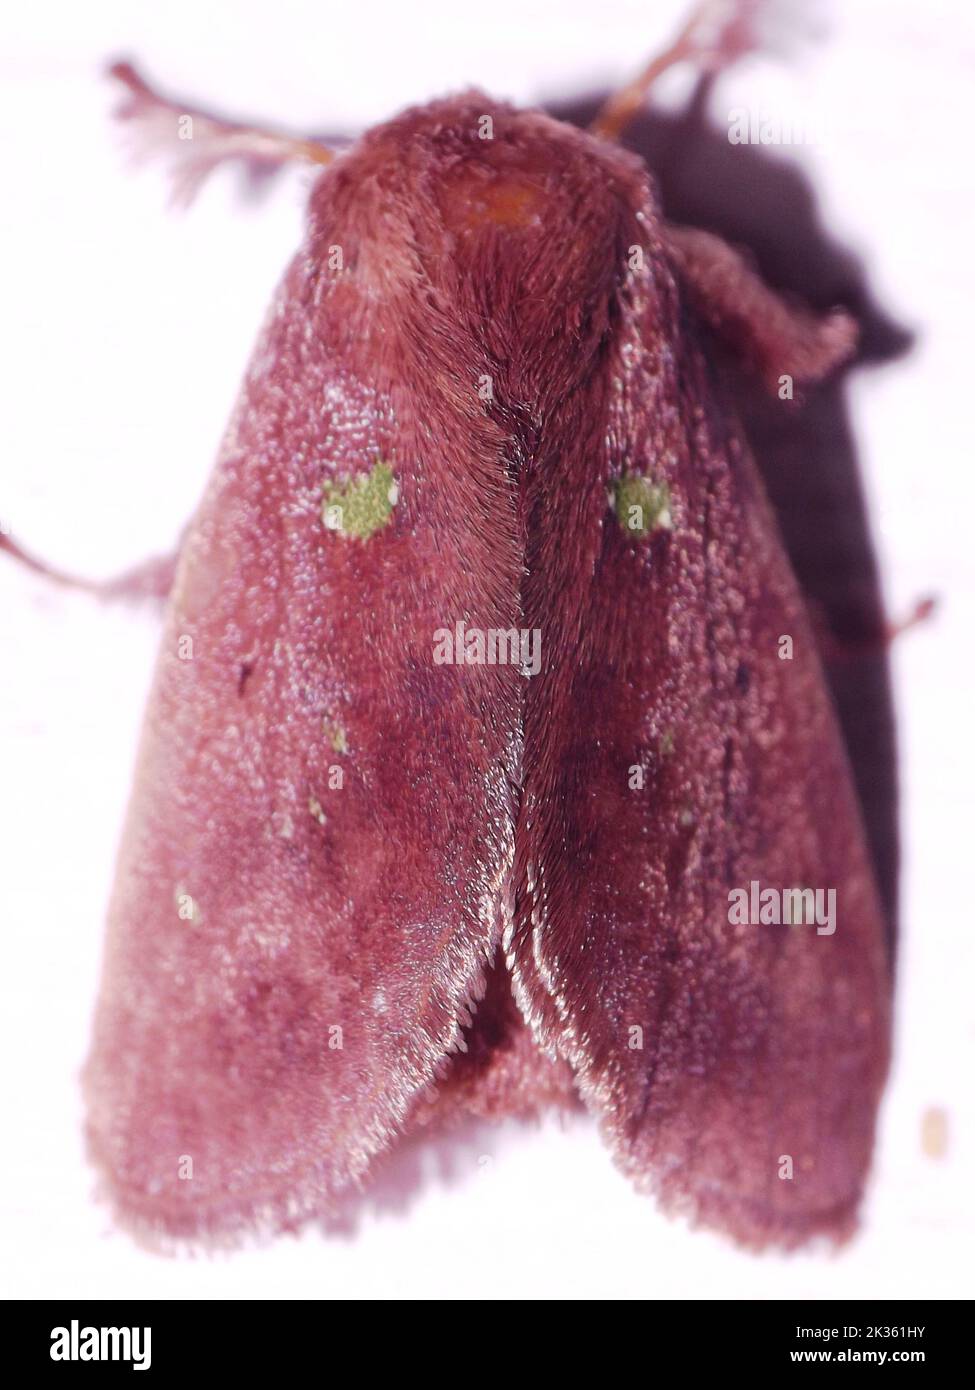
612;474;672;538
323;720;348;754
321;459;399;540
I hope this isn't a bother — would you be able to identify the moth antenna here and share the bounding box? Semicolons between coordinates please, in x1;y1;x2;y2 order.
0;530;177;603
591;0;792;142
108;61;335;208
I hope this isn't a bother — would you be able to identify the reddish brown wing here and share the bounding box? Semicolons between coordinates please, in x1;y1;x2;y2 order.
507;198;891;1247
83;177;525;1240
84;87;890;1245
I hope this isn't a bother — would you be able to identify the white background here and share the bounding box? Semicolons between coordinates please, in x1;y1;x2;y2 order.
1;0;972;1300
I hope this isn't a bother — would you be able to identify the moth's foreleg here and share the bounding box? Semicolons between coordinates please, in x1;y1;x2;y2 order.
0;530;178;604
665;222;857;390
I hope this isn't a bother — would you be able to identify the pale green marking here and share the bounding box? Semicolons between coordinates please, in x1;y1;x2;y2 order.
321;459;399;540
323;720;348;754
612;474;672;538
659;729;675;758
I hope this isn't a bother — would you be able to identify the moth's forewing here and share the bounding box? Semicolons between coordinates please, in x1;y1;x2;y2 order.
84;113;529;1235
506;144;890;1246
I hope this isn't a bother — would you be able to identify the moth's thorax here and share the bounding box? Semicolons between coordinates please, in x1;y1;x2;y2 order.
305;92;656;357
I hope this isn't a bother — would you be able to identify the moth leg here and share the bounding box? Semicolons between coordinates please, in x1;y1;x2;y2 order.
664;223;858;389
591;0;762;141
815;595;937;666
110;61;337;207
886;595;937;642
0;530;178;604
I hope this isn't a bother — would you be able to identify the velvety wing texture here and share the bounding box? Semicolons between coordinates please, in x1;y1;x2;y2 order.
506;170;890;1246
84;152;528;1237
85;89;890;1246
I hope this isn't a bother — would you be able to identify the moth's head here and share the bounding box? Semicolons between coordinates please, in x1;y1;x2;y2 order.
306;92;652;315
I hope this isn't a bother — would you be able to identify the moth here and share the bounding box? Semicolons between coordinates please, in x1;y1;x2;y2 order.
2;0;892;1247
